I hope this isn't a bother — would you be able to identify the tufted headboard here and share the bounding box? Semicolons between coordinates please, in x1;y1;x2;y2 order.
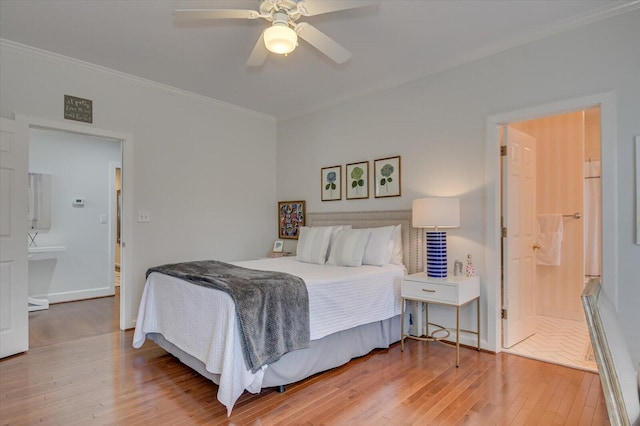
307;210;423;274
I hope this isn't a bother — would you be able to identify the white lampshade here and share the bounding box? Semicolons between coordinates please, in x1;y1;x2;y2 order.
412;198;460;229
264;23;297;54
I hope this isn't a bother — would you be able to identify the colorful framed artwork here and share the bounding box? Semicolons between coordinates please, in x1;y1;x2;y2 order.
321;165;342;201
346;161;369;200
374;155;401;198
278;200;305;239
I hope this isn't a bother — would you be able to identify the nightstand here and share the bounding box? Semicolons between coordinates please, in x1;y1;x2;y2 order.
400;273;480;367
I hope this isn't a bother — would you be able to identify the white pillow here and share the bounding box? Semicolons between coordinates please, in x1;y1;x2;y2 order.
362;226;395;266
327;229;371;267
296;226;333;265
327;225;352;260
390;224;404;266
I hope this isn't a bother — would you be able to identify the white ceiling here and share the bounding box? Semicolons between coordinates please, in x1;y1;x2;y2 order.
0;0;636;120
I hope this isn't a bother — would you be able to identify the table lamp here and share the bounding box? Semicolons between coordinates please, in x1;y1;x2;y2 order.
412;197;460;278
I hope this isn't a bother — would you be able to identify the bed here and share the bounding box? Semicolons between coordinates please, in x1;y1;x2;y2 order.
133;210;422;416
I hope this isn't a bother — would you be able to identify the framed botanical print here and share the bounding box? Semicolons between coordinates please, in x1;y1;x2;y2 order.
346;161;369;200
321;165;342;201
374;155;401;198
278;200;305;239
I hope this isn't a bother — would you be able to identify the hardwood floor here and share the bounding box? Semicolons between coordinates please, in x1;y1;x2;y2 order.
1;295;609;425
28;288;119;348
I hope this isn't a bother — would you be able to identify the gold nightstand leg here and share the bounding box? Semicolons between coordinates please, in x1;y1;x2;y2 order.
477;297;481;351
401;298;405;352
425;301;429;338
456;306;460;367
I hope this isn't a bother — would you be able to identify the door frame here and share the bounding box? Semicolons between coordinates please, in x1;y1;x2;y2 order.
15;115;134;331
109;161;121;295
484;91;617;353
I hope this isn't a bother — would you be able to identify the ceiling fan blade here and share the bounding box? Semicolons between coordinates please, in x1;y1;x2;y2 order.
173;9;260;20
296;0;374;16
295;22;351;64
247;32;269;67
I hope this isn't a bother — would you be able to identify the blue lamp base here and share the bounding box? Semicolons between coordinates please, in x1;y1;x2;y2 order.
426;231;448;278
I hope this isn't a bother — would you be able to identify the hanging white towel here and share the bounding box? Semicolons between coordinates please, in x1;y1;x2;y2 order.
537;214;563;266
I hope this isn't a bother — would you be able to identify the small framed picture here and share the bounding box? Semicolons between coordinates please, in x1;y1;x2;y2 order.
374;155;401;198
346;161;369;200
278;200;305;239
321;165;342;201
272;240;284;253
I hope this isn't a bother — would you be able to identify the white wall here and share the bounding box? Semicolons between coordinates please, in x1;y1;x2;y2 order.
276;10;640;359
28;128;121;302
1;41;277;328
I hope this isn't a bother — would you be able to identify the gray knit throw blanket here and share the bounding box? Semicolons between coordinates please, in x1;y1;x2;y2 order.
146;260;310;373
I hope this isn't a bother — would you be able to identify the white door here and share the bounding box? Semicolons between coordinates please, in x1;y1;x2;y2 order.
502;126;537;348
0;117;29;358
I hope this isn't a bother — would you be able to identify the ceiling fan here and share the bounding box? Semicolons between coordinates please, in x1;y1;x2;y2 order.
173;0;374;66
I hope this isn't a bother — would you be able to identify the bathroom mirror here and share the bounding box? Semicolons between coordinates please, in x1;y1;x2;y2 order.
28;173;52;230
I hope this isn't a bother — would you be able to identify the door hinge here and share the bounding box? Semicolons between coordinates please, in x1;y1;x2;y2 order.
500;146;507;156
502;227;508;238
501;309;508;319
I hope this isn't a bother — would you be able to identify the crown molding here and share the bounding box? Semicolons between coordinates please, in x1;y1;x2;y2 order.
0;39;275;123
279;1;640;122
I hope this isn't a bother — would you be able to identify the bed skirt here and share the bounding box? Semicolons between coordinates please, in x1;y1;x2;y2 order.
147;314;403;390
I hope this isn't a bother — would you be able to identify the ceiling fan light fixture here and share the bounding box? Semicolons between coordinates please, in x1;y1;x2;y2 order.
263;22;297;55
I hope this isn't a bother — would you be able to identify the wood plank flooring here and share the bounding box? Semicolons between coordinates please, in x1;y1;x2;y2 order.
28;288;119;348
1;295;609;425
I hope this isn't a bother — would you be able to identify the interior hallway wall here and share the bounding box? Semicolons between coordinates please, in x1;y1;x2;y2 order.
511;111;586;321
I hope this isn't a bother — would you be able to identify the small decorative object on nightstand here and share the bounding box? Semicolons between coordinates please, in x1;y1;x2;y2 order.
465;254;475;277
454;260;463;276
400;272;480;367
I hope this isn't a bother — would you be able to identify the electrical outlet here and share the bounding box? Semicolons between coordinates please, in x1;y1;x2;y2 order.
137;211;150;223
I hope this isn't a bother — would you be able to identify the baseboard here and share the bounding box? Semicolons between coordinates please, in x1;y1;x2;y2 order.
31;287;114;304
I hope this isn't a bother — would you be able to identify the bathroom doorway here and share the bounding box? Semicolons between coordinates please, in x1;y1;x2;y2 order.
501;107;601;371
27;126;124;347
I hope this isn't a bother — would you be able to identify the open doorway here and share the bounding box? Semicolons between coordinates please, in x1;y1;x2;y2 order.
27;126;124;348
500;108;601;371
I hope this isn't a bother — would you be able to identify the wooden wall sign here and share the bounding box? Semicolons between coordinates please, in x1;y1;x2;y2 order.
64;95;93;123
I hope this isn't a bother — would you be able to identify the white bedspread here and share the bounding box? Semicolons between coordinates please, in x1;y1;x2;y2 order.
132;257;405;415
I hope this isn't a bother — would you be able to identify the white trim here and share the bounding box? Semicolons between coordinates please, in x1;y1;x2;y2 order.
35;287;113;304
0;39;275;123
484;91;617;353
15;115;135;330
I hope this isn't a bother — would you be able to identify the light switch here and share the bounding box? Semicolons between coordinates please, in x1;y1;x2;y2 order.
99;214;108;224
137;211;150;223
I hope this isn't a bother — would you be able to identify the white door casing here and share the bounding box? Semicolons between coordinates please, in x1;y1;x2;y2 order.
0;117;29;358
502;126;537;349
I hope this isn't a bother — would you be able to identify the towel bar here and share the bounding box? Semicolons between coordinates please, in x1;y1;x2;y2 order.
563;212;582;219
